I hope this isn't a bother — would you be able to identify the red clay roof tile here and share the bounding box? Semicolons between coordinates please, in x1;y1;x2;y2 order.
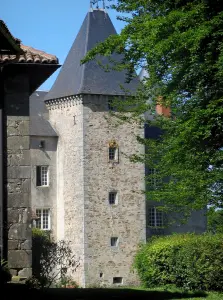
0;44;59;64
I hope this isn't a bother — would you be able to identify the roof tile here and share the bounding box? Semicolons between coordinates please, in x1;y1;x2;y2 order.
0;44;58;64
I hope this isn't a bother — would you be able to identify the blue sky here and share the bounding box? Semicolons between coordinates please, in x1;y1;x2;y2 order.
1;0;125;91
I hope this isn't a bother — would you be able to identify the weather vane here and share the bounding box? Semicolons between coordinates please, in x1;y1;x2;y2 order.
90;0;106;9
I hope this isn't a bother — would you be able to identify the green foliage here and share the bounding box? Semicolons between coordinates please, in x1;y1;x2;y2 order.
0;258;12;284
32;228;79;288
82;0;223;214
56;276;79;288
134;233;223;291
207;208;223;233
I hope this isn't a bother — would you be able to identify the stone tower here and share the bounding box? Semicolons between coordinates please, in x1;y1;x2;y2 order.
44;8;146;287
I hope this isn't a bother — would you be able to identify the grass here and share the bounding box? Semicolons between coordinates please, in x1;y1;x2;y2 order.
4;283;223;299
132;285;223;300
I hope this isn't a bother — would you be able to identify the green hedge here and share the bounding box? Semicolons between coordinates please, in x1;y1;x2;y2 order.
134;233;223;291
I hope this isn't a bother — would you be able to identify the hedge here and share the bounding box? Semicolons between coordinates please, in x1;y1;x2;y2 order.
134;233;223;291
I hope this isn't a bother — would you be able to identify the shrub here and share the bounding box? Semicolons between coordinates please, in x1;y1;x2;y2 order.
32;228;79;288
0;259;12;285
56;276;79;288
174;234;223;291
134;233;223;291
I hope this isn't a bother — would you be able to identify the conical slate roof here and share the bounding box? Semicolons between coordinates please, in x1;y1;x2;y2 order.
45;9;139;100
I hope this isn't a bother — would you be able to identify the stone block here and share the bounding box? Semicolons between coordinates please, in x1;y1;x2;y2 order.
8;209;22;223
8;224;31;240
7;136;29;150
7;166;31;179
7;179;22;193
21;239;32;250
18;121;29;135
7;126;18;136
7;116;29;127
8;193;30;208
8;250;32;268
8;240;19;250
18;268;32;278
7;151;31;166
10;269;18;276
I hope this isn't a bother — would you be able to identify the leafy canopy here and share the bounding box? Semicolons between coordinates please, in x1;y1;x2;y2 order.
82;0;223;213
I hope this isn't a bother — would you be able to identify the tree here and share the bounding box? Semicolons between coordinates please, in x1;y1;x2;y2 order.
82;0;223;214
207;207;223;233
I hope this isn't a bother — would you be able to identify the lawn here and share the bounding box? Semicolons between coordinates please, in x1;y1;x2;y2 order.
4;283;223;300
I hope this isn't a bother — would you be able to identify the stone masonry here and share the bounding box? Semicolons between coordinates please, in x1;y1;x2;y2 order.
46;94;146;287
4;74;32;277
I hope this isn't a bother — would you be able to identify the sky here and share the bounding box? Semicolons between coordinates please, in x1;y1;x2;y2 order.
1;0;125;91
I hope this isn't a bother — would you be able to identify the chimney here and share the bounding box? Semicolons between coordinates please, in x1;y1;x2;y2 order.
156;96;171;117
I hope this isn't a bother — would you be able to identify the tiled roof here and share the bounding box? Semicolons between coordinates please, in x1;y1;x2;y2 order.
0;44;59;64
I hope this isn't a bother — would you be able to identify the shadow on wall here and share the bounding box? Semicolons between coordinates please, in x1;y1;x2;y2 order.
32;228;79;288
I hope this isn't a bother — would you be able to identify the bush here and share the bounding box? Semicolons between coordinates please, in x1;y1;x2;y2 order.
1;259;12;285
134;233;223;291
32;228;79;288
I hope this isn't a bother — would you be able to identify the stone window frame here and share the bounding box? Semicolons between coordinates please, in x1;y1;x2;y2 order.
108;191;118;205
36;165;49;187
148;206;164;227
35;208;51;230
113;277;123;284
110;237;119;247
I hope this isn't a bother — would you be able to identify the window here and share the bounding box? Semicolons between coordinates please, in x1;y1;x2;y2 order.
110;237;118;247
36;166;49;186
148;207;163;227
108;140;119;162
35;209;50;230
109;192;117;205
147;168;161;188
109;147;117;160
113;277;123;284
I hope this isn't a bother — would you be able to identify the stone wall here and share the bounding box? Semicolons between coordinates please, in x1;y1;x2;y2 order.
47;96;85;286
47;94;146;287
4;74;32;278
83;95;146;287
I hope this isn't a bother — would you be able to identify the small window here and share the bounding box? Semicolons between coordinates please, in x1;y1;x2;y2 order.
111;237;118;247
36;166;49;186
109;147;117;160
148;207;163;227
35;209;51;230
113;277;123;284
108;140;119;162
109;192;117;205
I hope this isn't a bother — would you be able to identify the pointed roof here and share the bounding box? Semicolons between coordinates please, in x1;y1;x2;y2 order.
45;9;139;101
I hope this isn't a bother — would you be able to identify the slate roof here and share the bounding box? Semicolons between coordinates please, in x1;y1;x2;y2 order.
45;9;139;101
0;44;58;64
30;91;58;137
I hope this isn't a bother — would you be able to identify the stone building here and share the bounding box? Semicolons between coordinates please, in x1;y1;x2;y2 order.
29;6;207;287
0;19;60;278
